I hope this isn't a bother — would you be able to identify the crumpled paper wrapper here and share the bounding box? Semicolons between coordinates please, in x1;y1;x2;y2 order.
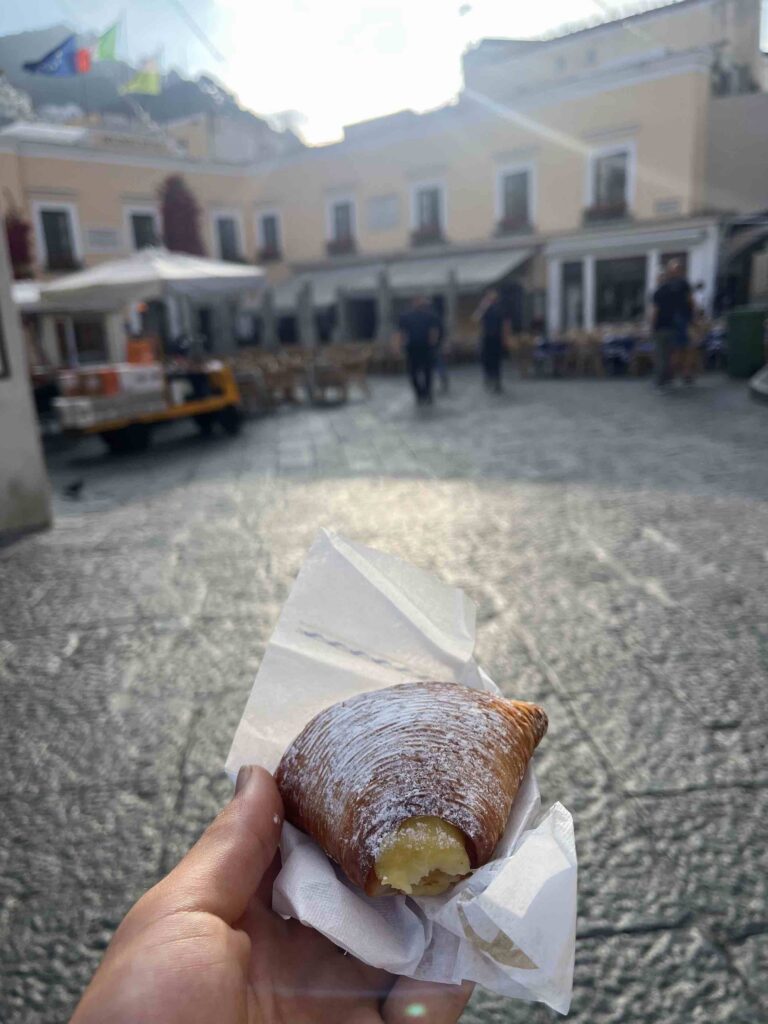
226;530;576;1014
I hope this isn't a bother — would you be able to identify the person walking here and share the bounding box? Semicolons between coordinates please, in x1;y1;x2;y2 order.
652;259;693;390
395;295;440;405
473;288;509;393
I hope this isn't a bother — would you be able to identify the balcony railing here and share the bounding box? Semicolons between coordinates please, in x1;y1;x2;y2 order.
583;201;629;224
410;224;445;247
257;246;282;263
495;216;533;237
326;236;356;256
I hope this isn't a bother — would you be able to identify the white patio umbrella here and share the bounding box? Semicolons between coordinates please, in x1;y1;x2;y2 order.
40;247;264;308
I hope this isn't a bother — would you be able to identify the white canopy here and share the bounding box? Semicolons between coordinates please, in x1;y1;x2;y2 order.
40;247;264;309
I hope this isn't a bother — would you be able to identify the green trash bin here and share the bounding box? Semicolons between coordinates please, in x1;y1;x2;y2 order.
726;306;768;379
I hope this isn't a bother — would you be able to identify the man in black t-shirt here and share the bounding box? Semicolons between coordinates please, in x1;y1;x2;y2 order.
473;288;509;392
395;296;440;404
652;260;692;388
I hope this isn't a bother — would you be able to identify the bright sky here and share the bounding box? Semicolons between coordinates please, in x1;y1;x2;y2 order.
2;0;753;142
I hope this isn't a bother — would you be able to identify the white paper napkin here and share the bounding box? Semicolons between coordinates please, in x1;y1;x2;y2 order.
226;529;576;1013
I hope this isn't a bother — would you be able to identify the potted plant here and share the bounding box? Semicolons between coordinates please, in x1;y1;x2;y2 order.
159;175;206;255
3;193;33;279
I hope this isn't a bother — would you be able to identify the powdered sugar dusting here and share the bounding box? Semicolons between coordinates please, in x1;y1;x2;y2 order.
275;681;547;892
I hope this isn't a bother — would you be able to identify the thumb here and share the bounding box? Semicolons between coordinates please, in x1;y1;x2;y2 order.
142;765;283;925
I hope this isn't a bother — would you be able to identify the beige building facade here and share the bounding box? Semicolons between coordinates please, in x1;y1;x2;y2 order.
1;0;767;358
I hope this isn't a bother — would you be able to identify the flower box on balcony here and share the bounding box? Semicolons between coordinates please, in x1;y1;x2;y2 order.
257;247;282;263
583;202;629;224
326;236;356;256
410;225;444;247
495;217;533;236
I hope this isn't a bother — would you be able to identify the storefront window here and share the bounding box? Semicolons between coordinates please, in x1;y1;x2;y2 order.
595;257;646;323
561;261;583;330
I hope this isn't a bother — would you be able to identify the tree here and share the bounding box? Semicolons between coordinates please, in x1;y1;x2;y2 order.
159;175;205;256
3;192;33;279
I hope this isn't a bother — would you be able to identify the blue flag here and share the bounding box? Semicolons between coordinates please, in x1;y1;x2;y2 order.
23;35;79;77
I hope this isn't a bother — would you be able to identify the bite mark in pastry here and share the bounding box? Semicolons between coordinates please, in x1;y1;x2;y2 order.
275;681;547;897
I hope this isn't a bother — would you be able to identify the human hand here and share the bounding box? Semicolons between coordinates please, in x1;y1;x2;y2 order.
71;766;473;1024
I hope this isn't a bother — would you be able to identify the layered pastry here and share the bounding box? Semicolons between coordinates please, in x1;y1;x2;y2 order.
275;681;547;897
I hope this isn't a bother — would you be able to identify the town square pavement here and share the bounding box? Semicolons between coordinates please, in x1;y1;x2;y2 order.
1;369;767;1022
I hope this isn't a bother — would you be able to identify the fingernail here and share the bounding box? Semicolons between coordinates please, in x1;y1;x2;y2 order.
235;765;253;795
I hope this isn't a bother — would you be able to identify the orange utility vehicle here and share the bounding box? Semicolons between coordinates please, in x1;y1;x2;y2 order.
55;360;244;453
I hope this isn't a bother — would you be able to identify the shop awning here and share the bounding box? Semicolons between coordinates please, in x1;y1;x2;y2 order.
40;247;264;309
388;248;531;293
273;262;384;310
270;248;531;311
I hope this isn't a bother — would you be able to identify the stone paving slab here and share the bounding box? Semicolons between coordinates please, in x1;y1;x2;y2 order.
1;370;767;1022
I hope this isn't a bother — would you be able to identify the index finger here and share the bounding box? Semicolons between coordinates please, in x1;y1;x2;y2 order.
137;766;283;925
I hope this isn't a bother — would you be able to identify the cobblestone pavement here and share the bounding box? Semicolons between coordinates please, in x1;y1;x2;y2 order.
2;369;767;1023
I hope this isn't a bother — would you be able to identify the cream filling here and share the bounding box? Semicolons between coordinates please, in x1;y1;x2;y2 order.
374;815;471;896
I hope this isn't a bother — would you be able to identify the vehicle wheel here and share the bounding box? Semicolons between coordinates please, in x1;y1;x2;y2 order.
100;424;151;454
219;405;242;435
195;413;216;436
128;423;151;451
101;428;131;454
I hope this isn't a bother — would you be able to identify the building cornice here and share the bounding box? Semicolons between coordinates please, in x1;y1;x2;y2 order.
0;138;259;178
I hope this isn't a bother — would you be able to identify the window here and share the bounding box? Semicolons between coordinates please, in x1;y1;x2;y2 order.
130;213;157;249
497;167;532;231
416;187;441;232
124;206;159;251
585;146;633;222
261;214;280;253
326;197;356;255
595;257;646;323
36;205;79;271
257;212;282;260
561;261;584;330
367;195;399;232
330;200;354;242
411;183;444;244
215;215;242;262
592;149;629;211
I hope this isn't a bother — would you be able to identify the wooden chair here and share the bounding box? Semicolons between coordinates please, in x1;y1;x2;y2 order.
233;350;300;405
510;332;535;377
330;344;372;396
570;330;605;377
629;326;655;377
306;358;349;405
